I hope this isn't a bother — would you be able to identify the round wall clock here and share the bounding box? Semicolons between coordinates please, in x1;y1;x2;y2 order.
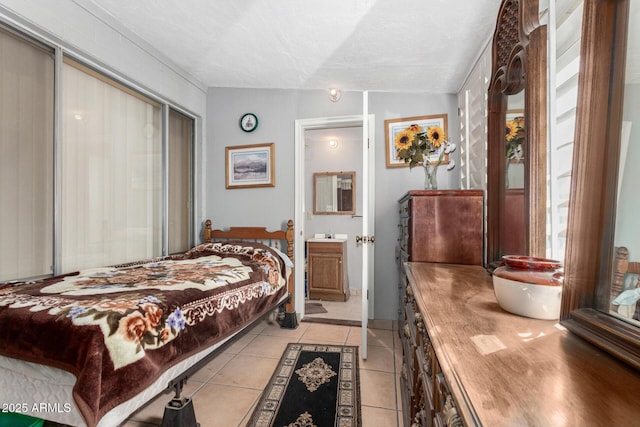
239;113;258;132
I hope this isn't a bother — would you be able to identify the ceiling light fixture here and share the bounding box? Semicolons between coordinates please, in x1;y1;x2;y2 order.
328;88;341;102
329;139;339;149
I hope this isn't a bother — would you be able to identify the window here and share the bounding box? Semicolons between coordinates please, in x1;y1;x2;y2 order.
61;58;163;272
0;27;54;281
168;109;194;254
0;19;196;281
548;0;583;261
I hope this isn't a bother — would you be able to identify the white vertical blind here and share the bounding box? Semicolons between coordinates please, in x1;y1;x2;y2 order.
168;109;193;254
458;43;491;191
457;39;491;265
61;59;162;272
548;0;583;260
0;28;54;281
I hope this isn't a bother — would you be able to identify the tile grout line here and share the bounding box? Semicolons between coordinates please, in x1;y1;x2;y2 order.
393;322;402;426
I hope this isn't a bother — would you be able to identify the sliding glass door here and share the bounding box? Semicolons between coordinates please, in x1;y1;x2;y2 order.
0;21;197;281
0;27;54;281
61;58;163;272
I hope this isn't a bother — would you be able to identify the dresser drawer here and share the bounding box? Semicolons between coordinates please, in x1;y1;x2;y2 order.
399;372;414;427
398;190;484;265
405;301;418;344
434;372;463;426
399;198;410;217
417;331;435;390
399;217;409;253
415;374;435;427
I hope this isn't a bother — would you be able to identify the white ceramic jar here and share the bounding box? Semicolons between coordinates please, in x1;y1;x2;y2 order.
492;255;564;320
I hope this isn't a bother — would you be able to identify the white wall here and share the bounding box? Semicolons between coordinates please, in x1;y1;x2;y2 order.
205;88;364;230
207;87;460;320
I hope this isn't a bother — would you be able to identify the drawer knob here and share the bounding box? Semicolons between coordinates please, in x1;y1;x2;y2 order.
443;395;462;427
415;313;425;332
403;323;411;338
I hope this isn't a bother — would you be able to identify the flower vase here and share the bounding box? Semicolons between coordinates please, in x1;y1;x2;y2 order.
424;162;438;190
505;158;510;188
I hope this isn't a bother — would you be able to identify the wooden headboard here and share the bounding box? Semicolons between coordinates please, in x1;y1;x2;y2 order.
611;246;640;318
203;219;294;261
202;219;296;325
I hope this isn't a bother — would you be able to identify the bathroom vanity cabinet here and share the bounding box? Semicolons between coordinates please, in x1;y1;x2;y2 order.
307;239;349;301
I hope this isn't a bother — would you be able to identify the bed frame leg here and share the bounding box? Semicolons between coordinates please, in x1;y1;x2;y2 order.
281;310;298;329
161;397;199;427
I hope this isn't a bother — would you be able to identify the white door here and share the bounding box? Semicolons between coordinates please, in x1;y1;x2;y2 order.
359;93;375;360
294;112;375;359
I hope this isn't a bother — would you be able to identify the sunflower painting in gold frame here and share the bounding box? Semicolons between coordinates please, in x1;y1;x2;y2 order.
505;110;525;163
384;114;449;168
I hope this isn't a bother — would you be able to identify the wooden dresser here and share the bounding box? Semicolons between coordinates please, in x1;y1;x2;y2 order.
397;190;484;266
397;190;484;326
307;239;349;301
399;262;640;426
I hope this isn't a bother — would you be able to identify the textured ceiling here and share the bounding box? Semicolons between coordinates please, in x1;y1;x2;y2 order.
82;0;502;93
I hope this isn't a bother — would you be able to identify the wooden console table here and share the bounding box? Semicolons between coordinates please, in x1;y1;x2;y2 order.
400;262;640;426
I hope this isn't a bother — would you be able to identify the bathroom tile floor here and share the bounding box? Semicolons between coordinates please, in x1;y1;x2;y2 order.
121;320;403;427
304;295;362;323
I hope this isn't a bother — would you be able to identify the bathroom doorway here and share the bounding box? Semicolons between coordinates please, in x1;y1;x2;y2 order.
303;126;363;325
293;112;376;348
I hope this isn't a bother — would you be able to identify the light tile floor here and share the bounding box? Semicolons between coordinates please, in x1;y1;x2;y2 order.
122;320;402;427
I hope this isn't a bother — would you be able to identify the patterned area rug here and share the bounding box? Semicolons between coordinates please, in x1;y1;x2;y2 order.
247;343;361;427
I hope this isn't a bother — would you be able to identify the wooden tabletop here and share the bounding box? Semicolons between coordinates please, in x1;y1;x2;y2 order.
404;262;640;427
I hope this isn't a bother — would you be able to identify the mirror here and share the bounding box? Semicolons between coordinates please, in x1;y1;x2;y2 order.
487;0;547;267
562;0;640;369
502;91;526;255
611;0;640;327
313;171;355;215
505;91;525;189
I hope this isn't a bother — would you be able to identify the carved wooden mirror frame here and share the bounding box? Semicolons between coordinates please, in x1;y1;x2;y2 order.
486;0;547;267
561;0;640;369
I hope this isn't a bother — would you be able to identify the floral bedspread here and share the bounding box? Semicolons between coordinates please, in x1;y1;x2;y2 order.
0;241;289;427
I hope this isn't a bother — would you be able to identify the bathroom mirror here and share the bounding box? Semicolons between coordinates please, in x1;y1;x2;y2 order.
561;0;640;370
313;171;355;215
486;0;547;267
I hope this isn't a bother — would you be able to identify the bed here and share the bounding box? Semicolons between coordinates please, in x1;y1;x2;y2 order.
0;219;296;427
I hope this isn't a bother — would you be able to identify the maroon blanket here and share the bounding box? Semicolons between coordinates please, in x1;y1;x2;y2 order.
0;241;289;426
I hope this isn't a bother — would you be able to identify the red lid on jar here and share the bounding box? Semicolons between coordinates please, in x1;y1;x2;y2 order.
502;255;561;272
